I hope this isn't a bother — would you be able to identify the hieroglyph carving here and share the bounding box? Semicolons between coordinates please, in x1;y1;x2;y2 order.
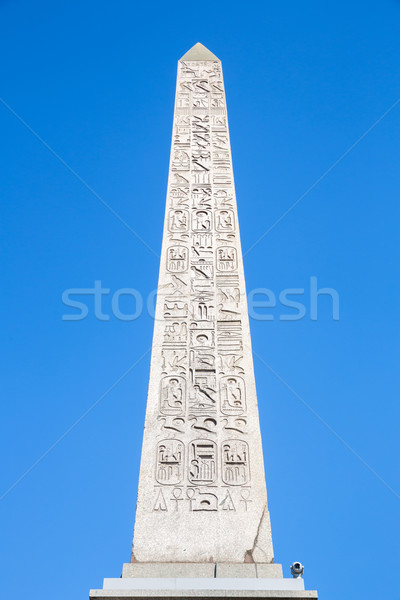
189;440;217;485
156;439;184;485
222;440;250;485
160;376;186;415
220;376;246;415
167;246;188;272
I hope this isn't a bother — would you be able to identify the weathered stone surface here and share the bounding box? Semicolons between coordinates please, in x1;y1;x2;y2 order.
103;578;305;591
254;565;284;579
131;41;274;566
90;575;318;597
122;563;216;578
121;563;283;579
216;565;283;579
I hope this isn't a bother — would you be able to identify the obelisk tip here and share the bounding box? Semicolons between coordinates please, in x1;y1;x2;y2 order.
180;42;219;61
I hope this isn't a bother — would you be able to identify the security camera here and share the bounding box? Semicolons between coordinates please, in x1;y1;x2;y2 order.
290;562;304;578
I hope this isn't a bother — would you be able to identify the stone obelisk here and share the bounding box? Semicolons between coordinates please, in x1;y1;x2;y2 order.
90;43;318;599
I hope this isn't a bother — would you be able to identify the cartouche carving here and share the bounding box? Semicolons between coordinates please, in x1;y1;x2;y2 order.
167;246;188;272
160;376;186;415
215;209;235;232
169;209;189;232
216;246;237;271
188;440;217;485
192;210;212;231
220;376;246;415
222;440;250;485
156;439;184;485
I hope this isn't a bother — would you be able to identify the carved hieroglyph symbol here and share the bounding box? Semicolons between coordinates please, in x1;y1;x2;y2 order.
172;150;189;170
192;232;212;252
216;246;237;271
215;209;235;232
214;189;233;207
217;292;240;321
240;489;252;511
161;349;187;375
191;258;213;279
192;187;212;209
220;376;246;415
171;487;184;511
159;275;187;297
191;300;214;321
192;210;212;232
170;186;189;207
189;415;217;435
164;321;187;344
217;321;243;353
157;416;186;437
222;417;248;435
220;489;236;511
188;440;217;485
153;488;168;512
156;439;184;485
160;376;186;416
186;488;218;511
222;440;250;486
188;383;216;414
164;300;188;319
169;209;189;232
167;246;188;273
190;328;215;348
218;353;244;375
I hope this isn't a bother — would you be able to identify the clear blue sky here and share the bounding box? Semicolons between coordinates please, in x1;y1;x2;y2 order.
1;1;399;598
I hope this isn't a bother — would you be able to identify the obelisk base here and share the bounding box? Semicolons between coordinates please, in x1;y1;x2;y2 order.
89;563;318;599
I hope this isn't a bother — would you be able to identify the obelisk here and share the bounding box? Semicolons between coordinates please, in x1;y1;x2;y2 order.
90;43;318;599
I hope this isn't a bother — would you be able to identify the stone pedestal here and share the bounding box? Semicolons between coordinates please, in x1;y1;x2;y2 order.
90;563;318;599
